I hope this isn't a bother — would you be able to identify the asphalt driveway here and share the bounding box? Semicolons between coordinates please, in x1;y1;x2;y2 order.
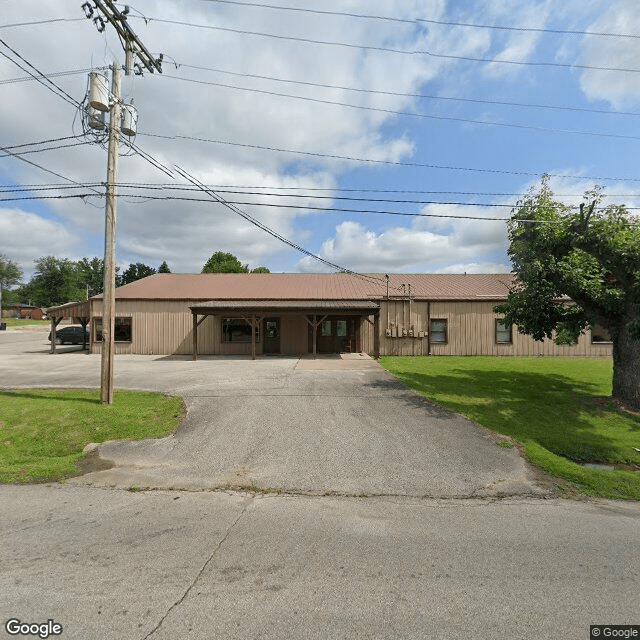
1;327;548;497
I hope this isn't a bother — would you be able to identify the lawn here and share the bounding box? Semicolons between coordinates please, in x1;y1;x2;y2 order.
0;389;183;483
380;356;640;500
2;318;50;327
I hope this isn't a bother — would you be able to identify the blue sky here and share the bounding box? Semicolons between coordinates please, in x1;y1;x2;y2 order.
1;0;639;280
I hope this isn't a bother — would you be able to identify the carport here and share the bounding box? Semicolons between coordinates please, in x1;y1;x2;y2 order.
45;300;91;353
189;300;381;360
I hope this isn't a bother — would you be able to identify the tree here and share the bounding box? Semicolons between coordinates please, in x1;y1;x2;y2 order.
20;256;84;307
202;251;248;273
495;176;640;409
77;257;105;297
118;262;157;286
251;266;270;273
158;260;171;273
0;255;23;315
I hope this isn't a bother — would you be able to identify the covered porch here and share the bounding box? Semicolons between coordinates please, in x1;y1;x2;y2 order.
45;300;91;353
189;300;380;360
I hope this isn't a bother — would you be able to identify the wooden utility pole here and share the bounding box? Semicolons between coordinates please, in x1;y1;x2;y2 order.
100;63;121;404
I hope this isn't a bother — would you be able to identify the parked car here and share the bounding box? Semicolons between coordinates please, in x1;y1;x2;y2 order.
48;325;88;345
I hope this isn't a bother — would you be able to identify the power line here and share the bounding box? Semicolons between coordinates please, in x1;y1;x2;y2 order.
200;0;640;40
0;140;92;158
162;74;640;142
135;17;640;73
0;38;81;109
0;68;100;86
0;17;85;29
137;132;640;183
174;166;385;282
174;64;640;118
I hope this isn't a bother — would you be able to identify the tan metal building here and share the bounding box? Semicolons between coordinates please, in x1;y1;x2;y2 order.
46;273;613;358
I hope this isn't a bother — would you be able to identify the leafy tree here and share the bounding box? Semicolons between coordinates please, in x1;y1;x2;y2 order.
21;256;84;307
251;266;270;273
495;176;640;409
77;257;105;297
0;255;23;314
202;251;248;273
158;260;171;273
118;262;157;286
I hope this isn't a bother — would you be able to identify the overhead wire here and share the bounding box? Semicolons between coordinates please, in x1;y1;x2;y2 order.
132;16;640;73
137;132;640;183
173;165;387;282
161;74;640;142
172;64;640;118
199;0;640;40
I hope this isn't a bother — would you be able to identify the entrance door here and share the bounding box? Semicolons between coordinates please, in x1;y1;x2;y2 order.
264;318;280;354
314;317;353;353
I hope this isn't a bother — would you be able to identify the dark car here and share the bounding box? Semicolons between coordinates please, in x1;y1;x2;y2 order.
48;325;88;345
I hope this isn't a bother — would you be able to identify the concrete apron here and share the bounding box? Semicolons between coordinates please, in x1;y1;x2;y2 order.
2;329;549;497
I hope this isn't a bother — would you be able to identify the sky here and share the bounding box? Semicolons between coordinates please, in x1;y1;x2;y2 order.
1;0;640;281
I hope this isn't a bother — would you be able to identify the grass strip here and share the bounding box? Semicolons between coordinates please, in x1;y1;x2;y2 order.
0;389;183;483
380;356;640;500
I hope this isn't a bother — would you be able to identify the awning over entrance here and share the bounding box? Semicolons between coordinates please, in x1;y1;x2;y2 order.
189;299;381;360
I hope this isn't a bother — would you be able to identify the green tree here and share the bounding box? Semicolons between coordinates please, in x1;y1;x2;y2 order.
251;266;270;273
76;257;105;297
495;176;640;409
158;260;171;273
0;255;23;315
202;251;248;273
23;256;84;307
118;262;157;286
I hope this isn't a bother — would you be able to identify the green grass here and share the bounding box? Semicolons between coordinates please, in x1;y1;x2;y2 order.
0;389;183;483
2;318;50;327
380;356;640;501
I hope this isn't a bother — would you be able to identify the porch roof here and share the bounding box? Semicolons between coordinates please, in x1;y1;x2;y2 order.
189;299;380;315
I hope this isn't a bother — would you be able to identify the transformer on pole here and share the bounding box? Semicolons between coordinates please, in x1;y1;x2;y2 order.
83;0;162;404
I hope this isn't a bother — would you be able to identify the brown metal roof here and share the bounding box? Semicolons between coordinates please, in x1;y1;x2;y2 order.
108;273;514;301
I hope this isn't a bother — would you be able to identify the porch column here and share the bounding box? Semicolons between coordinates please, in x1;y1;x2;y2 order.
251;315;256;360
373;311;380;359
49;317;61;354
192;312;198;361
312;314;317;359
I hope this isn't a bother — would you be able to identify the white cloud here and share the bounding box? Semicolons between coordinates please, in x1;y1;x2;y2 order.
578;0;640;109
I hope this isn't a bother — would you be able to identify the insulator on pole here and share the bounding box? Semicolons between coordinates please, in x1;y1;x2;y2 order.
87;105;106;130
88;71;110;112
121;103;138;137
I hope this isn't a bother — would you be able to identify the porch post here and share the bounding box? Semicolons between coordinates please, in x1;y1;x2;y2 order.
373;311;380;359
251;315;256;360
312;314;317;359
192;312;198;361
50;317;56;354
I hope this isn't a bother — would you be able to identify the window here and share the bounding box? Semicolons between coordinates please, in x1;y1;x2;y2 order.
495;319;512;344
591;324;612;343
336;320;347;337
430;319;447;343
320;320;332;336
93;317;132;342
222;318;260;343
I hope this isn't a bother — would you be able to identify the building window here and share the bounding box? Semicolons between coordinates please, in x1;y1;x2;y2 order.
222;318;260;343
336;320;347;337
93;317;132;342
495;319;512;344
591;324;612;343
320;320;332;336
430;319;447;343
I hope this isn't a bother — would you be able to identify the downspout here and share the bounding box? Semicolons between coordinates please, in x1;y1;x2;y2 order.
426;300;431;356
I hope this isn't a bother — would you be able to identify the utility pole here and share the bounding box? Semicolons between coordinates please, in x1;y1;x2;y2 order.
100;63;121;404
82;0;162;404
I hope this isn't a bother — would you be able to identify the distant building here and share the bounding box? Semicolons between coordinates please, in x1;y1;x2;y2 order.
46;273;613;358
2;304;45;320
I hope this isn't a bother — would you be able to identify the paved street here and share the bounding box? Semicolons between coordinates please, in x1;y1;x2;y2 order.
0;327;638;639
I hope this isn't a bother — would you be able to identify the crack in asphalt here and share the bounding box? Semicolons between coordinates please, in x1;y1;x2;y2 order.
140;494;254;640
